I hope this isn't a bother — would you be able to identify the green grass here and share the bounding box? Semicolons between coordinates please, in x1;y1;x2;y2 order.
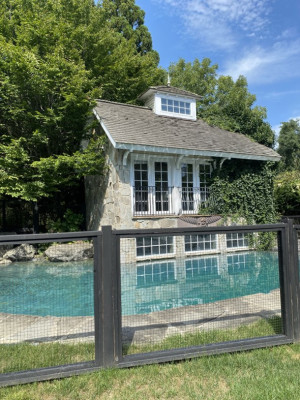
1;317;299;400
0;342;95;374
124;316;283;355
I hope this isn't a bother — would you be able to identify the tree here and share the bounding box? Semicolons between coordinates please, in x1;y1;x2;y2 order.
277;119;300;171
0;0;163;202
274;171;300;215
169;59;275;147
100;0;153;54
0;0;164;230
169;58;218;108
202;75;274;147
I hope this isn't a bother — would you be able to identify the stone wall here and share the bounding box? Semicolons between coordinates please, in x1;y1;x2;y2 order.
85;144;180;231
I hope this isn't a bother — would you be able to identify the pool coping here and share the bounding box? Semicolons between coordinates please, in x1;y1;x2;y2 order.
0;289;281;345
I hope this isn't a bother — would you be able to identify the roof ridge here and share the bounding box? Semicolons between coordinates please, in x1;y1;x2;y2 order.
149;85;202;98
95;99;150;111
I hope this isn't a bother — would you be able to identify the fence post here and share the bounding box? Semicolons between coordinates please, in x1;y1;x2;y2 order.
93;233;103;366
101;226;119;366
286;219;300;341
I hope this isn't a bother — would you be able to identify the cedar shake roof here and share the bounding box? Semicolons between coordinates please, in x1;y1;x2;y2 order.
138;85;202;101
93;99;280;162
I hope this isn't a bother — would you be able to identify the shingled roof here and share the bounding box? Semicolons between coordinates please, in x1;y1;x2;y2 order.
93;99;280;162
138;85;202;101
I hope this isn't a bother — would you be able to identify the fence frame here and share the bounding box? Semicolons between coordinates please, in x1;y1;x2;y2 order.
0;230;103;387
1;221;300;387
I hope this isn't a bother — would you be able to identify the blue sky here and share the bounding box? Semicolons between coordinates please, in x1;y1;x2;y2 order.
135;0;300;138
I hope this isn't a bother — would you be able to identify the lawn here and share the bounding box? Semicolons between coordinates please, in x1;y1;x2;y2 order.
1;317;299;399
1;343;300;400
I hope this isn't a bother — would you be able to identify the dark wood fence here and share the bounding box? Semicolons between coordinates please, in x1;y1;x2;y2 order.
0;220;300;387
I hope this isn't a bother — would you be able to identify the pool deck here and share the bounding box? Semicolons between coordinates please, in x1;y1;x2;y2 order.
0;290;281;345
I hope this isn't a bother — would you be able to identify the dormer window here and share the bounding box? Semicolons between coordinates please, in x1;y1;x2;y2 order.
138;85;201;121
161;98;191;116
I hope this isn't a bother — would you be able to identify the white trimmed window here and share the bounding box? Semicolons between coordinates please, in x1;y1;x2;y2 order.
136;262;175;287
136;236;174;257
185;234;217;253
161;98;191;115
226;233;249;248
185;257;219;279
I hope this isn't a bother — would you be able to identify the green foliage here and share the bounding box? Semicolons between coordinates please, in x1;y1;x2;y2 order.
169;58;275;147
100;0;153;54
169;58;218;108
277;119;300;171
208;160;278;249
208;161;277;223
274;170;300;215
46;209;84;232
0;0;163;208
202;76;274;147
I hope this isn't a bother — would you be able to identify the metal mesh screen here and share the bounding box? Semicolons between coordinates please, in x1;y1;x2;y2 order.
120;232;283;356
0;240;95;374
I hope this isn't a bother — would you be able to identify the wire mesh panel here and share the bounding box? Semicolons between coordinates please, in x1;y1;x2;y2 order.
120;230;283;356
0;239;95;374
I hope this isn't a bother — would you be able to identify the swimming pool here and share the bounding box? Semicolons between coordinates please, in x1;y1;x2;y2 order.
0;251;280;317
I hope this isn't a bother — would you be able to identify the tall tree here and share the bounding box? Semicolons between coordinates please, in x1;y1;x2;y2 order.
100;0;153;54
0;0;163;203
169;58;218;110
277;119;300;171
169;58;274;147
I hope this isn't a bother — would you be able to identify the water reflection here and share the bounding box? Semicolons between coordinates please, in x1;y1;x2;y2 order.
121;251;280;316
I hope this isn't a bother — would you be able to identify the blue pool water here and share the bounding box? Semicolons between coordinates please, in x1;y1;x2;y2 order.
0;252;280;317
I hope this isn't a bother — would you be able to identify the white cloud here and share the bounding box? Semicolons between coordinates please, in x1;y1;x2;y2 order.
153;0;272;50
221;39;300;84
265;89;300;99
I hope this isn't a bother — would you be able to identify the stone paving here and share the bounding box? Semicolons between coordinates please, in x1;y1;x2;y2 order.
0;289;281;345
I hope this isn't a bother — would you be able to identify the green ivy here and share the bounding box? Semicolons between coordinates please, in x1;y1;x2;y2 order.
207;160;278;249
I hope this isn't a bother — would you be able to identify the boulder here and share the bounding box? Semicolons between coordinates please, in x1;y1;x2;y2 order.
0;244;13;258
0;258;12;266
44;242;93;262
3;244;36;262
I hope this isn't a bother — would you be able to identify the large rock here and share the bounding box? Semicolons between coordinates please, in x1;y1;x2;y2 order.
0;258;12;266
3;244;36;261
0;244;13;258
44;242;93;262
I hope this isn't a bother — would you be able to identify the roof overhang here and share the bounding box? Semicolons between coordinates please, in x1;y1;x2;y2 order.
112;142;280;162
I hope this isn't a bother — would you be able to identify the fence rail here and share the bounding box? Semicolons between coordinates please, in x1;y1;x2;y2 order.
1;220;300;387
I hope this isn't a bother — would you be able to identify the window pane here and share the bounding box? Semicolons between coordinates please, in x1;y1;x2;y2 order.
144;237;151;246
152;237;159;246
136;247;143;257
160;245;167;254
136;237;143;247
145;247;151;255
152;246;159;255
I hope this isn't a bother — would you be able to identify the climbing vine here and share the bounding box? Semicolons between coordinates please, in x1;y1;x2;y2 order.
207;160;278;249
